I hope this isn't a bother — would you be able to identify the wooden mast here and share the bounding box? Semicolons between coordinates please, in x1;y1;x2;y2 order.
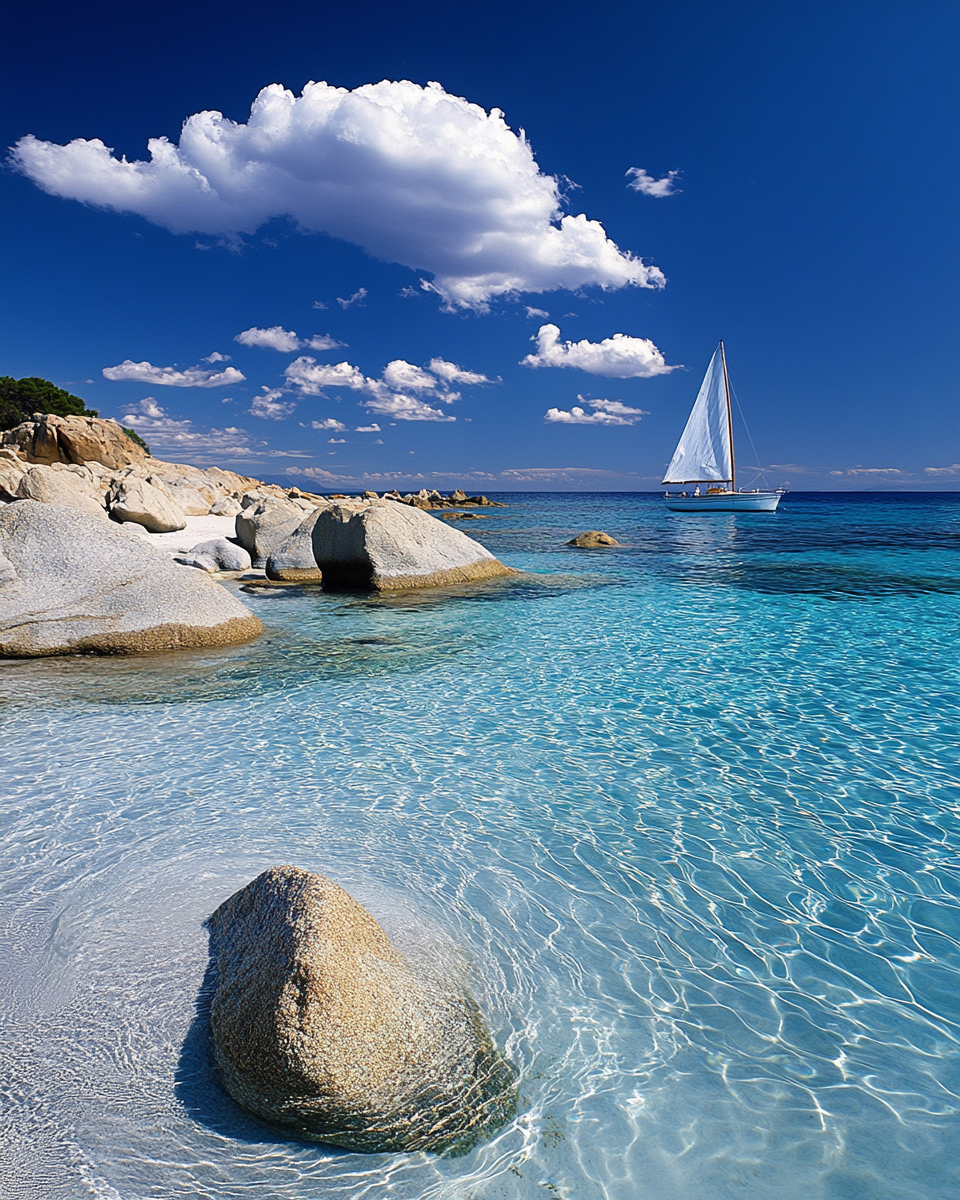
719;340;735;492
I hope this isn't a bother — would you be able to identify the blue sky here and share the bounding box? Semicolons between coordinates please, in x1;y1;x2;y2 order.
2;0;957;491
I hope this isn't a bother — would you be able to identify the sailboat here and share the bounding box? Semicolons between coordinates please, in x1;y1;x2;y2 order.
661;342;783;512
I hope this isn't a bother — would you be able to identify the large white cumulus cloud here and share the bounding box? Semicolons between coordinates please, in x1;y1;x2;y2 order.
11;79;665;309
522;324;678;378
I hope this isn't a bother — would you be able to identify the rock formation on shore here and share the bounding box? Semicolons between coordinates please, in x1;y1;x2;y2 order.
303;499;513;591
1;414;515;651
0;502;263;656
207;865;517;1154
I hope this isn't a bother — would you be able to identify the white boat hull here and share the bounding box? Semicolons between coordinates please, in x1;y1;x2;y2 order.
664;491;782;512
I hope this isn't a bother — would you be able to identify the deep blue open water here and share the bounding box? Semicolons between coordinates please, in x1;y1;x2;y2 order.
1;491;958;1200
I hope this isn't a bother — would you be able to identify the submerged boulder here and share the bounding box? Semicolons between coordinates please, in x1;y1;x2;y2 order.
566;530;620;547
207;866;517;1154
310;500;513;591
0;501;263;656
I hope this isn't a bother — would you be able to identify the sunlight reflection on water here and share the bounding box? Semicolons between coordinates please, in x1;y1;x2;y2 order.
1;492;958;1200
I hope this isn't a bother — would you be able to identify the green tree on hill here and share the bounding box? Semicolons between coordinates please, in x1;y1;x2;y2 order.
0;376;99;431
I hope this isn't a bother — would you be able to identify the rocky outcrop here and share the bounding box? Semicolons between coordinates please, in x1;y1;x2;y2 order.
175;538;252;573
383;488;506;510
107;475;187;533
567;531;620;547
207;866;517;1154
265;508;326;583
309;500;513;591
15;464;106;519
1;413;148;470
210;495;242;517
0;449;27;501
0;501;263;656
235;497;313;567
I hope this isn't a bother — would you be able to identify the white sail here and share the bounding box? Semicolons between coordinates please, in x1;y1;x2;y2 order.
661;345;732;484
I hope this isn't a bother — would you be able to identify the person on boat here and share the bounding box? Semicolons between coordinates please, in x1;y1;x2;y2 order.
694;485;701;496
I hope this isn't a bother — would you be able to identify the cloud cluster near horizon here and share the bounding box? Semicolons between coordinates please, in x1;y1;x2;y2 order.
522;324;677;378
545;396;647;425
102;359;244;387
284;355;492;421
626;167;681;197
11;79;664;309
236;326;343;353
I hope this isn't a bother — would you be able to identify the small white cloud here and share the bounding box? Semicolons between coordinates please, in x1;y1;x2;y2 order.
545;395;646;425
235;325;301;352
846;467;902;476
328;437;346;443
398;286;419;298
249;387;296;419
337;287;368;309
626;167;681;197
103;360;245;387
925;464;960;476
285;358;367;394
308;418;348;431
304;334;345;351
12;79;664;310
203;351;231;362
118;397;263;461
525;306;550;319
312;300;328;309
356;424;381;432
382;360;437;392
522;323;677;378
500;466;622;482
427;358;493;386
284;353;488;422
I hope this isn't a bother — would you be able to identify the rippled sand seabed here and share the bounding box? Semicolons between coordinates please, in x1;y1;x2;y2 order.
2;492;958;1200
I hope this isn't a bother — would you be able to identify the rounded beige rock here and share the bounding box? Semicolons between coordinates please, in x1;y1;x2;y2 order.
207;865;517;1153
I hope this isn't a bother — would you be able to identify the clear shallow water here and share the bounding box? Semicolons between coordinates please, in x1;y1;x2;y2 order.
1;491;959;1200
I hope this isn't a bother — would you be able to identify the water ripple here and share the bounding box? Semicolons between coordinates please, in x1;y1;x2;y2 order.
2;492;959;1200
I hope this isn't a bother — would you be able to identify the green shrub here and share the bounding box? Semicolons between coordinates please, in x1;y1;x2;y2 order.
0;376;99;431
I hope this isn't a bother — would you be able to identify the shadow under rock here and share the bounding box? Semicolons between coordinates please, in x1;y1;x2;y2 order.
173;957;346;1154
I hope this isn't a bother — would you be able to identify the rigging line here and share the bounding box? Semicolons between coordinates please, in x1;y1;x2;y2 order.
729;382;765;471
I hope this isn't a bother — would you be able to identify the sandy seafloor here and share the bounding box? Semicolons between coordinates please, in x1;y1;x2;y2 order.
1;490;958;1200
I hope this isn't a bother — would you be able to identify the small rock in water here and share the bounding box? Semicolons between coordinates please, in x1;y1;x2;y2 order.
207;866;517;1154
566;530;620;547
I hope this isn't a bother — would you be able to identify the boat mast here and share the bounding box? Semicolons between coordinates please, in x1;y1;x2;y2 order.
719;340;735;492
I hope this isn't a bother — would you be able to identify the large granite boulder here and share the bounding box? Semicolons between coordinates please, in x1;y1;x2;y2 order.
0;450;27;501
207;866;516;1154
107;475;187;533
14;463;106;519
310;500;513;591
1;413;148;469
0;501;263;656
235;497;309;567
265;508;327;583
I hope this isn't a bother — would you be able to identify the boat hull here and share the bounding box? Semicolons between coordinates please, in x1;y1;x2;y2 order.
664;491;782;512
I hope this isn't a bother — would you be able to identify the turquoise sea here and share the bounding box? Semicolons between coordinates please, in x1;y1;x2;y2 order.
2;491;959;1200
